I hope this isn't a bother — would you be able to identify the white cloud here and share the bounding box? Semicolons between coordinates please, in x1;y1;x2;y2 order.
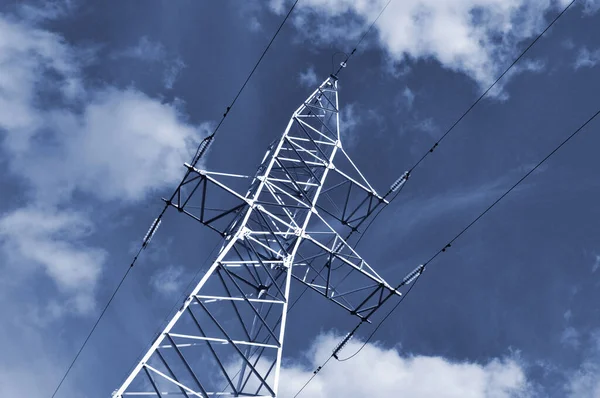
43;88;204;202
0;9;208;312
0;206;105;314
339;103;362;146
340;103;361;131
150;265;186;296
113;36;188;89
582;0;600;14
0;15;82;140
269;0;287;14
164;57;187;89
565;332;600;398
567;362;600;398
401;86;415;109
278;333;531;397
0;13;206;204
337;104;386;146
593;255;600;273
114;36;166;62
560;326;581;349
16;0;75;22
0;9;209;395
299;66;319;87
574;47;600;69
377;169;535;256
268;0;571;93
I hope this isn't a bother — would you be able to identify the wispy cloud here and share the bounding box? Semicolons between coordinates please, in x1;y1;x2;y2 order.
378;168;534;254
113;36;165;62
413;117;438;136
239;1;264;32
268;0;287;14
0;7;212;394
582;0;600;15
336;102;387;148
150;265;186;296
0;16;207;204
298;65;319;87
16;0;75;22
340;103;361;133
112;36;188;89
564;309;573;322
0;207;105;314
574;47;600;69
339;103;384;148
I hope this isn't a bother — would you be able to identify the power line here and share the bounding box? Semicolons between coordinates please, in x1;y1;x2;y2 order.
292;0;581;394
284;0;398;322
131;0;581;393
49;265;135;398
191;0;301;167
292;104;600;398
50;0;580;394
121;0;575;385
49;3;300;397
291;273;422;398
291;355;336;398
345;0;576;252
408;0;576;173
290;1;582;393
115;240;223;389
333;0;394;77
56;0;384;393
335;273;422;362
335;104;600;364
422;107;600;268
341;0;578;332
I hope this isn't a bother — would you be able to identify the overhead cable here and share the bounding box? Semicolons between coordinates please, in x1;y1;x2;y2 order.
291;2;581;394
293;105;600;397
49;3;300;397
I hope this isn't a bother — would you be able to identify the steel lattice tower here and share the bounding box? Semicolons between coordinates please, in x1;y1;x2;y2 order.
114;76;410;397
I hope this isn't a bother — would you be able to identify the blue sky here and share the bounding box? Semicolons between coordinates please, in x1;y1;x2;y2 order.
1;0;600;397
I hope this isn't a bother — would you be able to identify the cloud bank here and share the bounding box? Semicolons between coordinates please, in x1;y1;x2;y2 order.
0;9;207;314
269;0;580;93
279;333;531;397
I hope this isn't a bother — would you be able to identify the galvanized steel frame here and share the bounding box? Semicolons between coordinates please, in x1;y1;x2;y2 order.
114;76;404;398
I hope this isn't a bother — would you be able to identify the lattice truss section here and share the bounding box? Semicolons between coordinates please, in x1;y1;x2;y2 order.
114;76;409;398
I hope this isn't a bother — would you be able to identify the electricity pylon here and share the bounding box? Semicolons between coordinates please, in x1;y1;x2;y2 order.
114;76;409;397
